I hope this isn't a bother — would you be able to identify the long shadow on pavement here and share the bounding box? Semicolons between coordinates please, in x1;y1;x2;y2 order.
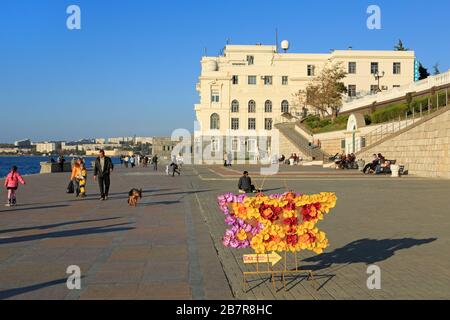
301;237;437;271
0;223;135;245
0;278;68;300
0;217;122;234
0;204;69;213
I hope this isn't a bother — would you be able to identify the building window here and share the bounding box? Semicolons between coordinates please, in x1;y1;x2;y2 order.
282;76;288;85
248;118;256;130
370;85;379;95
210;113;220;130
211;138;220;152
231;138;240;152
307;65;315;76
231;118;239;130
264;100;272;113
231;100;239;113
348;62;356;74
264;76;273;85
393;85;401;88
248;100;256;113
348;85;357;97
248;75;257;85
247;55;254;65
211;91;220;103
247;139;257;152
393;62;401;74
264;118;273;131
371;62;379;75
281;100;289;113
341;139;346;149
232;75;239;84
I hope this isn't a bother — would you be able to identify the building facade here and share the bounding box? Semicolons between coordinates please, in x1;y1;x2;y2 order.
194;44;415;159
34;142;62;154
14;139;32;148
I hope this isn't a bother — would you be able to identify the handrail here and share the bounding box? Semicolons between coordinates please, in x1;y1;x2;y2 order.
359;103;449;153
341;69;450;113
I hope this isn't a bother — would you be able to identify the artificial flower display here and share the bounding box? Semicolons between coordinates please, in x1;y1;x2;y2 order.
218;192;337;254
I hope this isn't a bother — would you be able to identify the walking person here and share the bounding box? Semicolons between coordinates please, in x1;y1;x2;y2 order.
176;154;184;169
143;156;149;167
227;152;233;167
4;166;26;207
152;154;158;171
57;155;65;172
130;155;136;168
78;159;88;197
70;159;83;197
124;155;129;168
169;162;181;177
93;150;114;201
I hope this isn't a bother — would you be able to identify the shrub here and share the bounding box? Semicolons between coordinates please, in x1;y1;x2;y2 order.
371;103;408;123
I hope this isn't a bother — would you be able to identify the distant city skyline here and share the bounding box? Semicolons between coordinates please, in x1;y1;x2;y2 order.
1;0;449;142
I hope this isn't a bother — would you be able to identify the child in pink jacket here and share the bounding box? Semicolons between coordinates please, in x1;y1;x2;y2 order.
4;166;26;207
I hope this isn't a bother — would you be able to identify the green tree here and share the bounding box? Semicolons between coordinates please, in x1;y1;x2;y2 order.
394;39;408;51
295;63;347;119
418;62;430;80
433;63;440;75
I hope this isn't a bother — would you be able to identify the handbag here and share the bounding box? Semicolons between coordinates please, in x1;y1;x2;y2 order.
67;180;75;194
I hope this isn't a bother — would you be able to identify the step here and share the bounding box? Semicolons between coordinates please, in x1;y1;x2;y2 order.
302;160;324;166
323;162;336;169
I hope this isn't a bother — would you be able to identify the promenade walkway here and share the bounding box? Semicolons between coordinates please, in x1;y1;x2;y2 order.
0;165;449;299
0;166;231;299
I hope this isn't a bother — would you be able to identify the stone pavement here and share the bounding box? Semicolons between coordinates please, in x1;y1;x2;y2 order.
191;165;450;300
0;164;449;300
0;166;232;300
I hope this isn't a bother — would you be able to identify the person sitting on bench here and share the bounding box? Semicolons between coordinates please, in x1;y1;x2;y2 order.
238;171;256;193
363;154;379;174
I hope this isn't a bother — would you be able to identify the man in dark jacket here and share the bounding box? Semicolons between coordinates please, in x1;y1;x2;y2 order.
238;171;255;193
151;155;158;171
93;150;114;200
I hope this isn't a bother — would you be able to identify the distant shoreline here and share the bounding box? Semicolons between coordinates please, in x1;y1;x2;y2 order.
0;154;88;157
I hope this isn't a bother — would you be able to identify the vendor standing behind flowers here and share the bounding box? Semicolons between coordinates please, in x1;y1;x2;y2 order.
238;171;256;193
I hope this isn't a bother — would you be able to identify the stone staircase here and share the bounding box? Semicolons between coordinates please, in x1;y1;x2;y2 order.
356;104;450;157
275;122;330;162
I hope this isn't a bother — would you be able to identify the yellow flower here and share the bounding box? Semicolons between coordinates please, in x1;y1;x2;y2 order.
236;229;247;241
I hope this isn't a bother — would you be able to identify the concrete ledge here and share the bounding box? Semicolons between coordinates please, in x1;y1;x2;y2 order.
40;162;72;174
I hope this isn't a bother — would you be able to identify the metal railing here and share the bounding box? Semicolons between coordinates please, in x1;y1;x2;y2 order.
341;69;450;113
361;100;449;152
275;122;329;161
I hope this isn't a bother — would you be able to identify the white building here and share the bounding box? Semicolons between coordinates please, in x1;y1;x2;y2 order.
108;137;134;144
194;44;415;156
95;138;106;144
34;142;60;154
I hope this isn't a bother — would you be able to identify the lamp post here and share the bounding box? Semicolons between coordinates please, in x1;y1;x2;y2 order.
374;70;385;93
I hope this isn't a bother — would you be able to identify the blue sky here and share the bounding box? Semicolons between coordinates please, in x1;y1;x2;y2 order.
0;0;449;142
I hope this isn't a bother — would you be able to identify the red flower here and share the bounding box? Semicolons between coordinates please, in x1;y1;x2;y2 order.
284;200;296;211
300;202;321;222
286;234;299;246
307;231;317;243
259;204;282;222
283;217;298;226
